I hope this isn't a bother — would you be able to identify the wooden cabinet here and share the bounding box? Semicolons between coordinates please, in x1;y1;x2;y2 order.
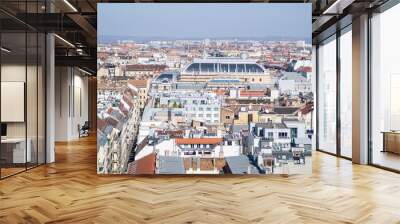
382;132;400;154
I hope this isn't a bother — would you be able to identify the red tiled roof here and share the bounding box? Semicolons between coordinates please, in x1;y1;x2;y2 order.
97;118;106;131
176;138;223;145
127;153;156;175
240;90;266;97
214;89;227;96
300;102;314;114
128;79;148;88
104;116;119;127
122;94;134;108
296;66;312;73
98;52;109;60
183;158;226;171
155;130;184;138
106;107;114;114
118;103;129;116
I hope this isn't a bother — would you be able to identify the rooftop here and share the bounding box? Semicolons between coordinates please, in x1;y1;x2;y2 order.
255;122;288;129
273;107;299;115
193;57;258;64
158;156;186;174
280;72;307;82
183;57;266;74
209;79;241;83
175;138;223;145
224;156;260;174
128;79;148;88
240;90;266;97
127;153;156;175
125;64;167;71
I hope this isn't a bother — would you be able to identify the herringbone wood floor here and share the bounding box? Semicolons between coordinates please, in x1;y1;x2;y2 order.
1;136;400;224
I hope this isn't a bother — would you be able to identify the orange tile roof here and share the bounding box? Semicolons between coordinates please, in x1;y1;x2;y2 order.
296;66;312;73
213;89;227;96
134;153;156;175
128;79;148;88
300;102;313;114
183;158;226;171
240;90;266;97
175;138;223;145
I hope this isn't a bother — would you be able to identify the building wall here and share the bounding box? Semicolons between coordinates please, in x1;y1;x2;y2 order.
220;108;234;125
259;114;283;123
234;111;259;125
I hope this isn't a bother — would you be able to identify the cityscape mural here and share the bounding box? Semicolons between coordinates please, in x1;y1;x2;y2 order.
97;3;313;175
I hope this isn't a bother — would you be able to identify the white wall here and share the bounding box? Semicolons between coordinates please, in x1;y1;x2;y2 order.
1;65;27;140
55;67;89;141
1;63;46;164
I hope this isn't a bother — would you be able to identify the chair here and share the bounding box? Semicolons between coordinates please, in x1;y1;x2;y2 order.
79;121;90;138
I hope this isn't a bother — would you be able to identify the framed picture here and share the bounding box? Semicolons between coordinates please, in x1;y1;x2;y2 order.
97;3;313;175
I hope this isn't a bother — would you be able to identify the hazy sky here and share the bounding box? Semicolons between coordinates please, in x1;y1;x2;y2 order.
98;3;311;40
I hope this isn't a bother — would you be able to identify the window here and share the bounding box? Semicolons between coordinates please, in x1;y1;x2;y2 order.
291;128;298;139
221;64;229;73
186;63;200;72
225;115;230;119
229;64;236;73
318;36;337;154
340;27;352;158
237;64;245;72
260;129;265;137
370;4;400;171
0;3;46;179
278;132;288;138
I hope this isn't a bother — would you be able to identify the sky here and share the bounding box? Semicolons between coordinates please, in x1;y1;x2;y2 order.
98;3;311;41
